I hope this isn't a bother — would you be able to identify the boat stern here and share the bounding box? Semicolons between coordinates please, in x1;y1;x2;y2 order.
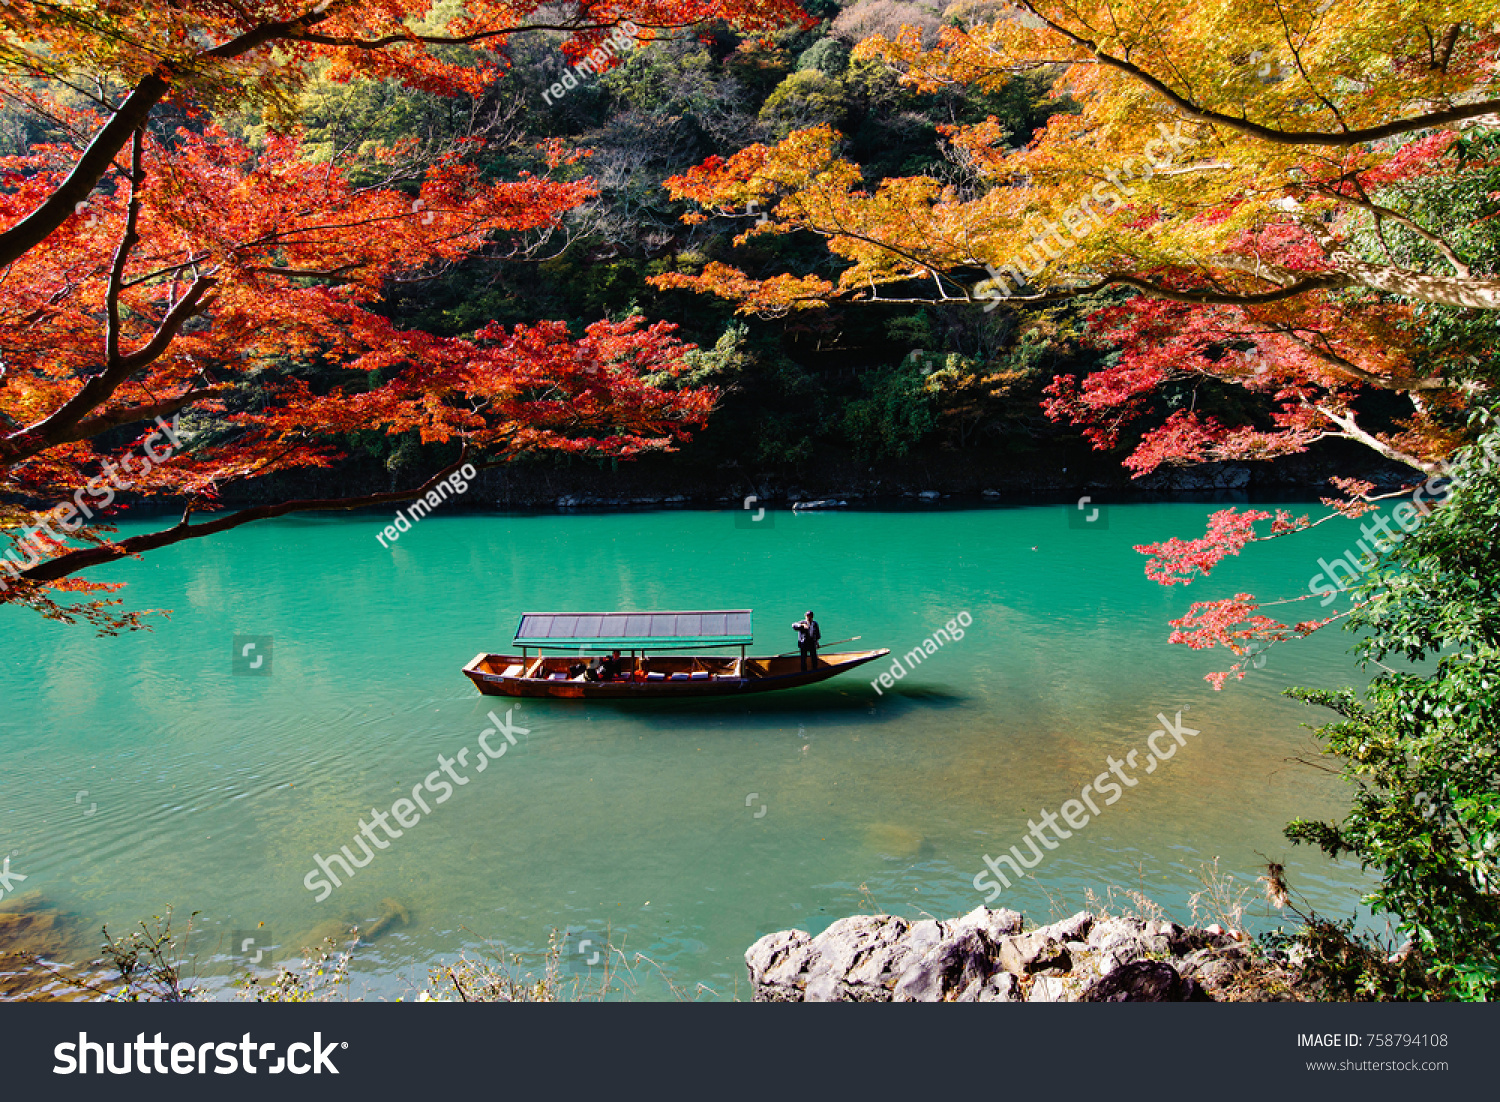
463;652;525;696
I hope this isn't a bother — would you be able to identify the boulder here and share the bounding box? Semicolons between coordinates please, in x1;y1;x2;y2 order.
842;917;942;994
994;932;1071;975
891;930;994;1002
746;906;1247;1002
802;914;914;1002
1082;960;1211;1002
1031;911;1093;944
1087;916;1168;976
746;929;816;1003
1177;945;1252;999
956;972;1021;1003
946;905;1024;943
745;908;1031;1002
1027;975;1076;1002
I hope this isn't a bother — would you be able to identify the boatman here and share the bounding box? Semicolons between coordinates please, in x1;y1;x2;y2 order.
793;611;821;671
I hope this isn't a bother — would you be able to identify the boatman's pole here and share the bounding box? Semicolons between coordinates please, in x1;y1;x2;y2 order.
776;635;861;656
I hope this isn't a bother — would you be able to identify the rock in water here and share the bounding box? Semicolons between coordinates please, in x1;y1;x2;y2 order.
864;823;926;859
363;898;411;942
0;893;91;1001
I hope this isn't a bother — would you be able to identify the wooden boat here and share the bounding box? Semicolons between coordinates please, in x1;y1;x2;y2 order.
462;609;889;699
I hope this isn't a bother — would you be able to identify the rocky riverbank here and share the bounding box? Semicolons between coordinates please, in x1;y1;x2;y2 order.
746;907;1304;1002
194;433;1415;512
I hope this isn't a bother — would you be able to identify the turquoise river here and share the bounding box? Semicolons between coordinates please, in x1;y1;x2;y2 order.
0;502;1387;999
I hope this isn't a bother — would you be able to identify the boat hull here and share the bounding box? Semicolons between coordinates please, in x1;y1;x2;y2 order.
462;649;889;699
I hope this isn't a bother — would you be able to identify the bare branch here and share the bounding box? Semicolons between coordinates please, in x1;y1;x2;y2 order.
105;129;146;368
1314;404;1444;473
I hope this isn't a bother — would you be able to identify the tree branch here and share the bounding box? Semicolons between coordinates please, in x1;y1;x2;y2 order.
1012;2;1500;147
1435;23;1463;72
850;270;1351;308
0;10;336;267
61;389;223;445
1319;187;1472;276
16;450;485;584
1314;404;1442;473
291;20;629;49
1268;322;1449;392
1297;220;1500;307
0;72;167;268
105;129;146;369
0;274;217;464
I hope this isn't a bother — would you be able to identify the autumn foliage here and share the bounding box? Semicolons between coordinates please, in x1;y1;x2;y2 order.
655;1;1500;473
642;1;1500;681
0;0;807;625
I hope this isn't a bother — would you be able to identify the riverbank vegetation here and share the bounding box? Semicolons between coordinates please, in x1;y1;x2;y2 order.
1;1;1497;998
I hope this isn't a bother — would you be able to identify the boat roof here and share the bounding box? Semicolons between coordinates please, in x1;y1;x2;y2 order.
513;610;753;650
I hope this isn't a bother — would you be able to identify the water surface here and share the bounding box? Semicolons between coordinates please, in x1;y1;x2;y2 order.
0;502;1384;998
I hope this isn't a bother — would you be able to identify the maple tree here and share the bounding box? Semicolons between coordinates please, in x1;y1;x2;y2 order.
652;1;1500;467
0;0;807;626
648;0;1500;676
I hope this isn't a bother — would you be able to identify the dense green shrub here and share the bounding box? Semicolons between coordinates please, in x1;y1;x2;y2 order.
1287;414;1500;999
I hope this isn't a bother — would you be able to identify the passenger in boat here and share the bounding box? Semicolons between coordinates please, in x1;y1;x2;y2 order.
634;657;651;682
793;610;821;671
590;649;623;681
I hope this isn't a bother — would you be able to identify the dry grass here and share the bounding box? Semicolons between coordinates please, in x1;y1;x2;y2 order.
1187;857;1257;932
